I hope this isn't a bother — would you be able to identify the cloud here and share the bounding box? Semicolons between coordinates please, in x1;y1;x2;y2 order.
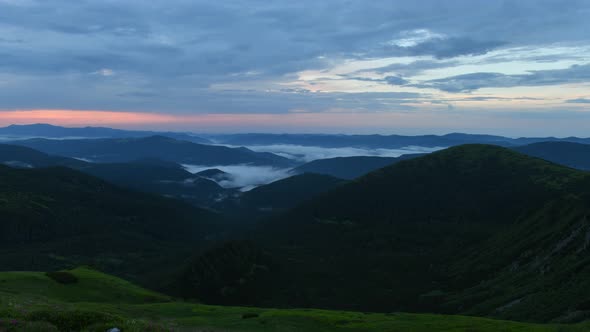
418;72;511;92
0;83;425;114
566;98;590;104
92;68;115;76
386;32;507;59
384;75;409;85
183;164;294;190
0;0;589;119
341;75;409;86
360;59;459;76
418;63;590;92
239;144;444;162
182;144;444;189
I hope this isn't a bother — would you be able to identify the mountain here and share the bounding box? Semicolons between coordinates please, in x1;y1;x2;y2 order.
77;161;231;206
10;135;295;167
293;154;424;179
196;168;233;182
196;168;229;178
236;173;346;212
210;133;511;148
0;123;211;144
176;145;590;322
514;141;590;170
0;164;223;283
211;133;590;149
0;144;86;169
0;143;231;207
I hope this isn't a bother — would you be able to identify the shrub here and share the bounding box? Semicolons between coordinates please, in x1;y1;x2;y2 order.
45;271;79;285
0;319;58;332
241;313;259;319
84;321;169;332
25;310;119;331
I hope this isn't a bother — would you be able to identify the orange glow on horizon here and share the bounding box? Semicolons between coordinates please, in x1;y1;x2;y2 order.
0;109;403;128
0;108;585;136
0;110;181;126
0;109;448;133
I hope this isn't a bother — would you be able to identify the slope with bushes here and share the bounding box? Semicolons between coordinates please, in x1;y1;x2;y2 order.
1;267;587;332
0;164;223;283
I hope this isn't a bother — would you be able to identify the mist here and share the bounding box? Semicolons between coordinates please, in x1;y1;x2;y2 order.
183;164;295;191
184;145;444;189
239;144;445;162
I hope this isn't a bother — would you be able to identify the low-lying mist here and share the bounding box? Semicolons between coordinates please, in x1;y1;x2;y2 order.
183;164;294;191
239;144;445;162
186;145;444;189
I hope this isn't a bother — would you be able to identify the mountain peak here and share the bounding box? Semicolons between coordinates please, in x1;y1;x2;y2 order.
5;123;60;129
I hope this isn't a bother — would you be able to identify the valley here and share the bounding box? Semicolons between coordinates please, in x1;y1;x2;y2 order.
2;125;590;330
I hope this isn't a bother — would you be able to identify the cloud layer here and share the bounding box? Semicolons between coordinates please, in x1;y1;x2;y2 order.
417;64;590;92
183;144;443;189
183;164;294;190
241;145;444;163
0;1;589;134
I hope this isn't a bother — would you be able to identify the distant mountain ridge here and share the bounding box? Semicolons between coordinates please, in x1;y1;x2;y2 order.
211;133;590;149
0;143;232;207
293;141;590;179
0;123;211;144
9;135;295;167
514;141;590;170
293;154;425;179
4;124;590;151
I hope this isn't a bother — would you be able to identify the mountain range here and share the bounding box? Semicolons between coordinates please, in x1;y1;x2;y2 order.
9;135;294;167
293;154;424;179
0;123;211;144
210;132;590;149
514;141;590;170
0;143;233;207
4;124;590;151
291;141;590;179
3;132;590;323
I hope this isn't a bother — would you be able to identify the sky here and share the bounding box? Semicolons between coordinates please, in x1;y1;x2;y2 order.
0;0;589;136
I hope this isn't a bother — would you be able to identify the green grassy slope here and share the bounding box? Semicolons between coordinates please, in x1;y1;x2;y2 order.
1;267;588;332
445;196;590;322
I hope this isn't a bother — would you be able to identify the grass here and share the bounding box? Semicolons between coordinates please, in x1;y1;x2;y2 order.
0;267;589;331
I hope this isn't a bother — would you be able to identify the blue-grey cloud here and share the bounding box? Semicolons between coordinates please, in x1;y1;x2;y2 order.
567;98;590;104
390;37;507;59
183;164;295;190
384;76;410;85
0;0;589;113
238;144;444;163
360;60;459;76
418;64;590;92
